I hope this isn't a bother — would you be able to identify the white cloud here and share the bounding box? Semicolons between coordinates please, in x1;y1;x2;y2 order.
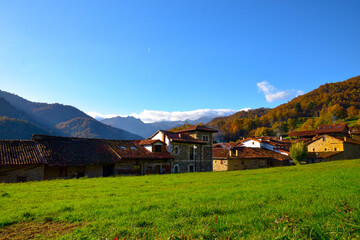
87;108;250;123
257;81;304;103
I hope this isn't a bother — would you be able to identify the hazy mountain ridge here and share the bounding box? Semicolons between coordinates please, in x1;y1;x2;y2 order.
0;90;142;140
101;116;214;138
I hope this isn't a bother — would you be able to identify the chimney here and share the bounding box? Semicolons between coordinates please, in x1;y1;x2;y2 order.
162;133;166;143
344;137;347;142
178;133;182;138
280;136;283;141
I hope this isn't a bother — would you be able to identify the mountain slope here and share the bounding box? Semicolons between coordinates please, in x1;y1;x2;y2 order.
57;117;142;140
0;117;50;139
0;90;142;140
0;90;90;126
101;116;159;138
207;75;360;141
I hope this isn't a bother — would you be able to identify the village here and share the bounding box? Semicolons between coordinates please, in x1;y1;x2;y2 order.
1;123;360;183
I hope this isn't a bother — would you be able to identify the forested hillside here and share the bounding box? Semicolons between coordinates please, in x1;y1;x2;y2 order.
207;76;360;141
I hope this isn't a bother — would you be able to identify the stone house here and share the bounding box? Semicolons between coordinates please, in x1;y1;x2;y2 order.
306;134;360;162
213;143;291;172
148;125;217;173
0;135;173;183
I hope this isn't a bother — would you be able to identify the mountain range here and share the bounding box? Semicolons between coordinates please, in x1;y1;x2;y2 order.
100;116;214;138
0;90;141;140
1;75;359;141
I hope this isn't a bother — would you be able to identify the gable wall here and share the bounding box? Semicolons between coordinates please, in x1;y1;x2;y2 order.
308;136;344;152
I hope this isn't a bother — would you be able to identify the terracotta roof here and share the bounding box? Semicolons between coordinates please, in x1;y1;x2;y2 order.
161;131;206;144
213;144;291;161
289;130;317;137
316;123;349;135
174;125;218;133
0;140;44;166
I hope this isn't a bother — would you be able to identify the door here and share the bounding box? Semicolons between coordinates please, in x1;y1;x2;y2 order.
103;164;114;177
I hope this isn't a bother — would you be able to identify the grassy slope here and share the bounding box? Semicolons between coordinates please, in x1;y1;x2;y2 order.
0;160;360;239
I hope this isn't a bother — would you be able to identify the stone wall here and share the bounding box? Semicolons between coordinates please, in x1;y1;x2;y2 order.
0;165;45;183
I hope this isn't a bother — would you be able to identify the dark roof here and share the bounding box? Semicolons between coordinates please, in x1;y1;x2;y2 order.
316;123;349;135
213;145;291;161
0;140;44;166
174;125;218;133
36;138;120;167
289;130;317;137
0;135;173;167
161;131;206;144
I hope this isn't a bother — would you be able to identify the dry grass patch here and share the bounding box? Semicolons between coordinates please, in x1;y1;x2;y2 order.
0;221;81;240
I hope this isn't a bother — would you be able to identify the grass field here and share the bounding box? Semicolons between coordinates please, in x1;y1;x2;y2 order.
1;160;360;239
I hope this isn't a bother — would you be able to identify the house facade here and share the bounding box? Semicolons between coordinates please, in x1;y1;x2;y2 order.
0;135;173;183
213;143;291;172
307;135;360;161
148;125;217;173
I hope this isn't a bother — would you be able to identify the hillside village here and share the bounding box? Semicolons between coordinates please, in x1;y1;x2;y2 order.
1;122;360;183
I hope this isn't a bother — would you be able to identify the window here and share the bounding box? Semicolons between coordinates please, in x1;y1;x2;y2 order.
174;165;179;173
324;148;327;151
120;146;126;149
334;148;337;151
189;146;194;160
130;146;137;150
241;160;245;165
189;165;194;172
252;142;255;145
174;146;179;155
322;137;325;142
215;161;217;163
313;148;315;152
154;145;162;152
202;135;209;142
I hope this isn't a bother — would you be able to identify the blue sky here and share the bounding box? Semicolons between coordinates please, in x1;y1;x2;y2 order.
0;1;359;122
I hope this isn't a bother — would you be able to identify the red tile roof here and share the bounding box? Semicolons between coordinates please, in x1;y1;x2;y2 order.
174;125;218;133
289;130;317;138
316;123;349;135
213;144;291;161
0;140;44;166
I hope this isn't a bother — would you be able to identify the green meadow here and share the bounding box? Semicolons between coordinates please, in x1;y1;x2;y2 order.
1;160;360;239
